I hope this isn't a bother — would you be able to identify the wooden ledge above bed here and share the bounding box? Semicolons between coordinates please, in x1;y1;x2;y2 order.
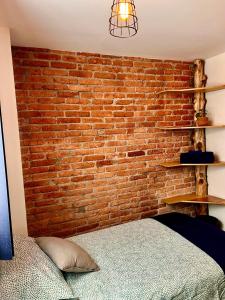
156;125;225;130
164;194;225;205
159;161;225;168
155;84;225;96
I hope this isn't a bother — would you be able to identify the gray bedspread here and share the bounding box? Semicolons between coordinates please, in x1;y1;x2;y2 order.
66;219;225;300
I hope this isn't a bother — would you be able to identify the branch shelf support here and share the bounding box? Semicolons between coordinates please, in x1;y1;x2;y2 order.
193;59;208;215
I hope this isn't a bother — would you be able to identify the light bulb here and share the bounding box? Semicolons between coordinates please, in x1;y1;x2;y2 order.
119;2;130;21
109;0;138;38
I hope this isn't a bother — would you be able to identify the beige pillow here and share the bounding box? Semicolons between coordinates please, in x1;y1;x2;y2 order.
36;237;99;273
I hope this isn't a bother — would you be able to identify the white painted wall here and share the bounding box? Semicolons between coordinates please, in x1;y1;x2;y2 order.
0;27;27;235
206;53;225;228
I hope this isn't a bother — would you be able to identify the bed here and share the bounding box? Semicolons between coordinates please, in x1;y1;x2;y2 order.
1;213;225;300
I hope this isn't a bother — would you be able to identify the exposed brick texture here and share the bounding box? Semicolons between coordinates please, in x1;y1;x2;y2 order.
12;46;196;237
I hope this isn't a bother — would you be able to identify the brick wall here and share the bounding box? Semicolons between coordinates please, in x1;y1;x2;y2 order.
12;47;196;237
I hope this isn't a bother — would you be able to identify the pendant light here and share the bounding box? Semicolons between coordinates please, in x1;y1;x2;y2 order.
109;0;138;38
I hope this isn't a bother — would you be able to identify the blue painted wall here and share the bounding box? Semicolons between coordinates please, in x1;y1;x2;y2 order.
0;112;13;260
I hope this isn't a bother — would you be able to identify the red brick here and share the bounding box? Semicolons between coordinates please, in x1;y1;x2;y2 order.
65;111;90;117
22;60;49;67
84;155;105;162
128;151;145;157
96;160;113;167
94;72;116;79
51;61;77;69
57;118;80;123
30;118;56;124
71;175;94;182
69;70;93;78
114;112;134;117
43;69;68;76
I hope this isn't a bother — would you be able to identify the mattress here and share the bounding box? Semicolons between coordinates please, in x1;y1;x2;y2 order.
65;219;225;300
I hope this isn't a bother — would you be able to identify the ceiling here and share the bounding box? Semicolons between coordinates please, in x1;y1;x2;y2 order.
1;0;225;60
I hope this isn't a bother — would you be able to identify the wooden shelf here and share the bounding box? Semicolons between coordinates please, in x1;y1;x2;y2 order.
160;161;225;168
164;193;225;205
156;125;225;130
156;84;225;96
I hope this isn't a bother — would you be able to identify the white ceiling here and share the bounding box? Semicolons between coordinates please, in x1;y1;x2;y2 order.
1;0;225;60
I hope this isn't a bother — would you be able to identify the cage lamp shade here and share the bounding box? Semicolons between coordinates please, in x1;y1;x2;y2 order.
109;0;138;38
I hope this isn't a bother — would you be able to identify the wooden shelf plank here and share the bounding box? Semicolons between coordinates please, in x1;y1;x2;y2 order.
156;84;225;95
156;125;225;130
160;161;225;168
164;193;225;205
